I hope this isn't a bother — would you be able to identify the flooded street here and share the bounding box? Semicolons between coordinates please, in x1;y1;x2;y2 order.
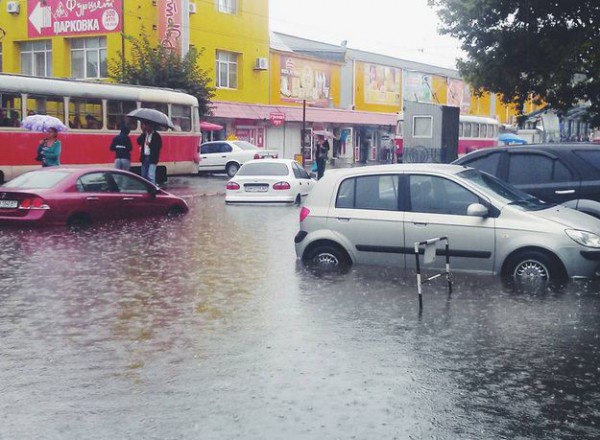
1;175;600;439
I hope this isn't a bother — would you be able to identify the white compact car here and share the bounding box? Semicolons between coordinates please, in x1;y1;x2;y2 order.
225;159;316;205
198;140;279;177
295;163;600;281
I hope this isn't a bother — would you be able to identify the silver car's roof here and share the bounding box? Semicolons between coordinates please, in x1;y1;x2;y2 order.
323;163;469;179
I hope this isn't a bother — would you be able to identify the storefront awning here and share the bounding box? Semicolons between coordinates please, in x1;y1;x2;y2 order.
210;101;398;126
200;121;224;131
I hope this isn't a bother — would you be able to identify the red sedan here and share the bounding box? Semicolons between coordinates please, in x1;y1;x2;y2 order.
0;167;188;228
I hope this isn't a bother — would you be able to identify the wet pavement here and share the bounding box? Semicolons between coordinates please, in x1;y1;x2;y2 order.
1;174;600;439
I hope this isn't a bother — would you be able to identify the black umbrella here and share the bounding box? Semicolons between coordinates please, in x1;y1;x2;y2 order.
127;108;175;129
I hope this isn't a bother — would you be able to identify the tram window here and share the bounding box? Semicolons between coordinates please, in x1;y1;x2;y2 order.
107;100;137;130
0;93;22;127
27;95;65;122
481;124;488;138
464;122;472;138
69;98;103;129
141;102;169;131
171;104;191;132
458;122;463;138
473;123;480;138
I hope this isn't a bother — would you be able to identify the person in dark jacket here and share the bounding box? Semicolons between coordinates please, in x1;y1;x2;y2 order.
110;122;133;170
137;121;162;184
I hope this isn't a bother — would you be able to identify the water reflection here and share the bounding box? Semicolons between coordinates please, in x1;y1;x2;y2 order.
1;179;600;439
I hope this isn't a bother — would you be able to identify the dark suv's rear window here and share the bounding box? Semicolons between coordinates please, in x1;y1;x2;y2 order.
574;150;600;172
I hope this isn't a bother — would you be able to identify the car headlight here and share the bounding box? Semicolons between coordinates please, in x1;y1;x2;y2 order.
565;229;600;248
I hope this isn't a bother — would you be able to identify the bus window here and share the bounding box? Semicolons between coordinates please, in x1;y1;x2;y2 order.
107;100;137;130
27;95;65;122
464;122;472;138
0;93;22;127
473;123;480;138
70;98;103;129
171;104;191;132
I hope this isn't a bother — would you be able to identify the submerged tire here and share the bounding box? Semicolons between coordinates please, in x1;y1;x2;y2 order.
67;213;92;231
167;205;186;218
303;243;351;272
226;162;240;177
503;250;565;281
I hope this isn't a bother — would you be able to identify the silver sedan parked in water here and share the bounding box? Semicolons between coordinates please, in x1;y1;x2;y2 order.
295;164;600;281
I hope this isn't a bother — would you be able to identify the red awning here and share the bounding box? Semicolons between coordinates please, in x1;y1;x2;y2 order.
200;121;224;131
210;101;397;126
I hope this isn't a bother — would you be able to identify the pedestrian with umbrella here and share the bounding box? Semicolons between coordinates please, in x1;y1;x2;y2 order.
137;121;162;184
127;108;174;184
36;127;62;167
21;114;67;167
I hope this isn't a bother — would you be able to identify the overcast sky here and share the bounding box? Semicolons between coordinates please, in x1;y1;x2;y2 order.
269;0;464;70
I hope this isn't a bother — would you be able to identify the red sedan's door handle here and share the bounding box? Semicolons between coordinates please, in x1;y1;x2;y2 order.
122;197;135;201
86;196;99;201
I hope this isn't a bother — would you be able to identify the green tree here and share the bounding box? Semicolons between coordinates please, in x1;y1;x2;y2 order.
108;33;215;118
430;0;600;125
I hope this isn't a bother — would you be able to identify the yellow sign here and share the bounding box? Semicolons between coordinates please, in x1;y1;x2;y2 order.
364;63;401;105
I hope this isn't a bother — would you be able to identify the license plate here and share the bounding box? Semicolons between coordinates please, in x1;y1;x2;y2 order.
245;185;268;193
0;200;18;208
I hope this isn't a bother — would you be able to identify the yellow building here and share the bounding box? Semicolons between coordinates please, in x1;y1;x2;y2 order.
0;0;269;105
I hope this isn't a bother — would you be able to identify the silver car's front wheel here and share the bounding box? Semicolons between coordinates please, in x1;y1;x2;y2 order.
504;250;565;281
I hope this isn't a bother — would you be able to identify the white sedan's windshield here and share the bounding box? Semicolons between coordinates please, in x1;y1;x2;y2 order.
458;169;552;210
232;141;259;151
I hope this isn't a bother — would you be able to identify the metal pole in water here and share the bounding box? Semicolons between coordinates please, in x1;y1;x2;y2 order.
415;242;423;309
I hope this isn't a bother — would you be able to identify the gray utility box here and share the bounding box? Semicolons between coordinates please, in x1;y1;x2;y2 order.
402;101;459;163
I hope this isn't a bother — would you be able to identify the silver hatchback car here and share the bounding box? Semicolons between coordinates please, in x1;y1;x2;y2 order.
294;164;600;280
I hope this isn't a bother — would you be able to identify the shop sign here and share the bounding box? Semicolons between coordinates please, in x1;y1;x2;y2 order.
280;55;331;107
158;0;183;53
364;63;402;105
269;112;286;126
28;0;122;37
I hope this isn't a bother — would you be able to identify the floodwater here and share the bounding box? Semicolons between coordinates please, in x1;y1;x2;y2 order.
1;176;600;440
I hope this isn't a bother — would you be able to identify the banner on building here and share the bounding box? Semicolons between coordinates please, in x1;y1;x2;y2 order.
28;0;123;37
404;71;433;103
363;63;401;105
158;0;185;53
280;56;331;107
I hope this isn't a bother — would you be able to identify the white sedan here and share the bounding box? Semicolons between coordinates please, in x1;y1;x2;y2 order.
198;140;279;177
225;159;316;205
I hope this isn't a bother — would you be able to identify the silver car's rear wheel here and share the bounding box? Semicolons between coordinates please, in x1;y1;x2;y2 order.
304;244;351;272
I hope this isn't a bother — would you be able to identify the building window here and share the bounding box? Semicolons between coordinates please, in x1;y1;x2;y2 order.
217;0;237;14
216;51;238;89
71;37;107;79
20;40;53;77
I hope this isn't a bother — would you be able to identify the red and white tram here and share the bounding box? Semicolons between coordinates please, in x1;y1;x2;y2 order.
0;73;201;183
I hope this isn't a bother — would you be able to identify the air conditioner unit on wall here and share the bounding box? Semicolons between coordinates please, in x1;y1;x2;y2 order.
188;2;197;13
254;57;268;71
7;1;20;14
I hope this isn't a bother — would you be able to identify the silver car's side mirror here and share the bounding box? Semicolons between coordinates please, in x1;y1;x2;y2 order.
467;203;489;217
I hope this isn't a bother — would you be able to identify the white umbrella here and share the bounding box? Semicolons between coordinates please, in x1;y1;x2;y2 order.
21;114;67;132
313;129;334;137
127;108;175;129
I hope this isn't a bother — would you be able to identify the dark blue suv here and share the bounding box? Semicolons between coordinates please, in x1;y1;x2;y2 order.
453;143;600;218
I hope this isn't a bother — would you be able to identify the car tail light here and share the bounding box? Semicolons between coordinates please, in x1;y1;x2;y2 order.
300;207;310;222
19;197;49;210
226;182;240;190
273;181;291;190
253;153;260;159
